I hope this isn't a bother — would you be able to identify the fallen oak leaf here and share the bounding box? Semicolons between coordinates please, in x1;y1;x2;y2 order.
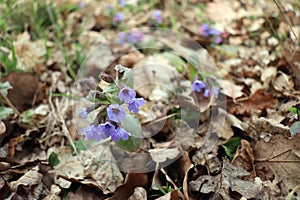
228;89;278;115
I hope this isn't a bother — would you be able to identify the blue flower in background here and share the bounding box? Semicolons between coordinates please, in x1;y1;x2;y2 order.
119;0;126;7
203;89;211;97
81;125;104;141
209;28;221;36
214;87;220;96
131;29;144;41
199;23;210;37
214;35;222;44
119;86;136;103
77;107;88;120
116;127;131;141
117;32;127;45
152;10;162;24
192;80;206;92
128;98;145;113
113;13;123;23
107;104;126;123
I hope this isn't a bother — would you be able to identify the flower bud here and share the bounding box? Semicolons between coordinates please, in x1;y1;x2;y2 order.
100;73;115;83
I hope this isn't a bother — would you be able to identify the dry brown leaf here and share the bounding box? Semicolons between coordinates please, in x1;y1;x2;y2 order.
127;187;147;200
155;190;180;200
228;89;278;115
108;173;148;200
66;185;104;200
3;72;42;112
149;148;181;163
232;140;255;180
13;31;46;71
206;0;236;27
190;158;264;199
242;117;290;141
273;71;295;96
50;146;123;194
43;185;61;200
10;168;43;192
218;79;244;100
254;134;300;190
132;55;190;100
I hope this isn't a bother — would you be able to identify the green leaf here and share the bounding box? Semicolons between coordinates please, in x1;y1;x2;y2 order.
21;109;34;124
0;81;12;96
0;106;14;120
48;152;60;166
290;121;300;137
162;52;185;73
115;114;141;152
73;139;88;154
115;65;134;88
289;107;298;115
222;137;241;161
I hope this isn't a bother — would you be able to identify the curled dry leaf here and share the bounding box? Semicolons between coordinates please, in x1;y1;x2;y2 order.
10;168;43;192
0;121;6;135
228;89;278;115
218;79;244;100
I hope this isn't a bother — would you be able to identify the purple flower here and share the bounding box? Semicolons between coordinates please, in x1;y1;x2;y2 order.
199;23;210;37
131;29;144;41
152;10;162;24
126;34;138;43
128;98;145;113
214;87;220;96
214;35;222;44
81;125;104;141
77;107;88;120
203;89;211;97
107;104;126;122
209;28;221;36
119;0;126;7
192;80;206;92
117;32;127;45
98;121;118;139
116;127;131;141
113;13;123;23
119;86;136;103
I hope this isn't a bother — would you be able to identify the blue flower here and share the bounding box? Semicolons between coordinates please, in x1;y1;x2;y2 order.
81;125;104;141
131;29;144;41
117;32;127;45
214;35;222;44
113;13;123;23
152;10;162;24
98;121;117;139
119;86;136;103
203;89;211;97
192;80;206;92
116;127;131;141
119;0;126;7
214;87;220;96
209;28;221;36
199;23;210;37
77;107;88;120
128;98;145;113
107;104;126;123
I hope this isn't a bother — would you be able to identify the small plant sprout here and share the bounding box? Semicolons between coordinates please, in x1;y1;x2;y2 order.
77;65;145;151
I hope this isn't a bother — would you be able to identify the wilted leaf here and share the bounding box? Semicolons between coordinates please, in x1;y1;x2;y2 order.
127;187;147;200
10;168;43;192
218;79;244;100
149;148;181;163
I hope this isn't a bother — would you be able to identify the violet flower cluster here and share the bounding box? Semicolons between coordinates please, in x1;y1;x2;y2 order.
117;29;144;45
77;68;145;143
192;79;220;98
199;23;223;44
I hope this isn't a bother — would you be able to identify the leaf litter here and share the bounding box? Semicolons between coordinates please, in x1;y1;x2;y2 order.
0;0;300;199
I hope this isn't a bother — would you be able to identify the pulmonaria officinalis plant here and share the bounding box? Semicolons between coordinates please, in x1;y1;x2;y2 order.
77;65;145;151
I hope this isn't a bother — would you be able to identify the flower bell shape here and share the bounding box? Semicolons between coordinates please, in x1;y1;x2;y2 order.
107;104;126;123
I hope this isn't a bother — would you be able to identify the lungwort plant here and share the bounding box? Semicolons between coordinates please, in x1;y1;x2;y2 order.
77;65;145;151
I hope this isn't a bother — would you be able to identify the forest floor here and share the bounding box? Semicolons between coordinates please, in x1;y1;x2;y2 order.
0;0;300;199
